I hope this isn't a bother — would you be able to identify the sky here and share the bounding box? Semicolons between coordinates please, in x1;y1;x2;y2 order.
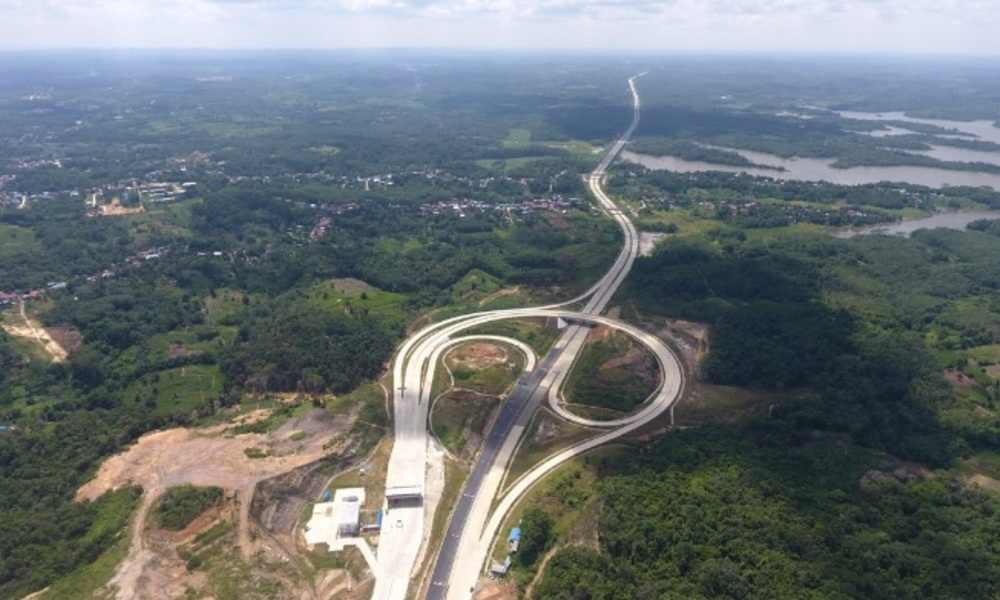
1;0;1000;54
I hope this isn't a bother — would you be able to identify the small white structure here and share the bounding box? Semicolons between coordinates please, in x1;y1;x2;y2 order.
335;488;364;537
303;487;366;547
385;484;422;508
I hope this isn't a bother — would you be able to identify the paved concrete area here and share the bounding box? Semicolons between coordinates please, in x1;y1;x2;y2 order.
375;74;666;600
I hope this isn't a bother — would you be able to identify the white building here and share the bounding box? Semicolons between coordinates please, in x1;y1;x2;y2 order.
303;487;366;547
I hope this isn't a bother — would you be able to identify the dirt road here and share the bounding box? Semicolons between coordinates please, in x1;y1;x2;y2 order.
1;301;68;362
77;408;355;600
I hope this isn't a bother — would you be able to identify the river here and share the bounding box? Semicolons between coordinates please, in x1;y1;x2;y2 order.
622;137;1000;190
838;110;1000;145
833;210;1000;238
621;148;1000;189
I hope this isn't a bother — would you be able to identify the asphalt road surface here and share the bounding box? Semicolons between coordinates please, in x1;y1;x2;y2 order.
372;74;677;600
425;74;655;600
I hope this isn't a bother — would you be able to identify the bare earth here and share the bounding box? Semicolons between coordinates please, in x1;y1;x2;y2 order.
2;302;68;362
473;581;517;600
448;342;509;371
76;407;353;600
98;199;145;216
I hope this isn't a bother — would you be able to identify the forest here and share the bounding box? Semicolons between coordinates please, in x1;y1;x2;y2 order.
3;52;1000;598
0;155;618;598
535;219;1000;598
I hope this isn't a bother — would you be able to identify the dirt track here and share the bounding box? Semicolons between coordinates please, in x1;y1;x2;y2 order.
76;407;358;600
2;301;68;362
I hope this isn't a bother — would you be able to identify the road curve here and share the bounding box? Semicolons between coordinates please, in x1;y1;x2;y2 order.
374;74;666;600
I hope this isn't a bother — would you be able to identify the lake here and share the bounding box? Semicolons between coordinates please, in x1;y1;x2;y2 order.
838;111;1000;145
621;148;1000;190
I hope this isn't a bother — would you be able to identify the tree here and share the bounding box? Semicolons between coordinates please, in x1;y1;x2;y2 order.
518;508;553;567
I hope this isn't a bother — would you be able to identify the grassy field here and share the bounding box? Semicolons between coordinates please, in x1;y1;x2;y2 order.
464;318;559;357
968;344;1000;364
564;330;659;414
121;364;223;419
325;437;392;513
303;278;408;330
635;208;721;238
446;341;524;396
431;391;499;456
127;198;199;245
503;409;595;490
488;448;626;587
545;140;603;156
202;288;259;326
674;383;792;427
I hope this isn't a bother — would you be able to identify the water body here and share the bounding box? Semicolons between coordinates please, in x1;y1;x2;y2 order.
838;110;1000;145
621;148;1000;190
834;210;1000;238
916;145;1000;167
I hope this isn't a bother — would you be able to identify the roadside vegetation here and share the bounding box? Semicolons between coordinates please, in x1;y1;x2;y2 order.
432;341;524;457
529;171;1000;599
4;54;1000;598
564;329;659;415
154;485;224;531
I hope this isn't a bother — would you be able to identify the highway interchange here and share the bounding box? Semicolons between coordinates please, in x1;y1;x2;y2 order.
371;73;686;600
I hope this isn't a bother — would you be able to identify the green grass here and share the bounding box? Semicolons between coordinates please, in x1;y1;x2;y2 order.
449;269;504;303
121;364;223;418
464;318;559;357
42;487;142;600
447;341;524;396
505;410;596;488
636;208;721;238
488;450;625;584
744;222;827;242
451;364;519;396
192;521;232;549
302;278;408;330
127;197;198;244
674;384;792;427
326;382;387;421
968;345;1000;364
431;392;499;455
565;331;659;414
203;289;256;326
200;551;288;600
545;140;603;156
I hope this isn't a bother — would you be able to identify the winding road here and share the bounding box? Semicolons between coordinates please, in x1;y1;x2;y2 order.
371;73;683;600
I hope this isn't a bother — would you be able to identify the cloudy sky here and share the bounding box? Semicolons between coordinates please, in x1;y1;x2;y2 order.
1;0;999;53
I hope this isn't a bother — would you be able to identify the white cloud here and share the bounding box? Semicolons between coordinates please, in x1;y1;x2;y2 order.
0;0;998;52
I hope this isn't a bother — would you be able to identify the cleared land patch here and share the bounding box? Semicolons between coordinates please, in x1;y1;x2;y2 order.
564;327;660;415
446;341;523;396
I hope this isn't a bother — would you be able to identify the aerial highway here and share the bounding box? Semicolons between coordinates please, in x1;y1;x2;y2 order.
372;73;684;600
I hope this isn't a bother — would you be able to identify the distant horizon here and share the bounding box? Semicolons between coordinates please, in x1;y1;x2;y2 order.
2;1;999;55
2;48;1000;60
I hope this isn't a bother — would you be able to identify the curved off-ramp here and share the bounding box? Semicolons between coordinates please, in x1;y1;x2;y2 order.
373;73;673;600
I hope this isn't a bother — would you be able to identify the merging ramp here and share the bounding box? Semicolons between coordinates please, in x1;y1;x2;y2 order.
373;73;677;600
